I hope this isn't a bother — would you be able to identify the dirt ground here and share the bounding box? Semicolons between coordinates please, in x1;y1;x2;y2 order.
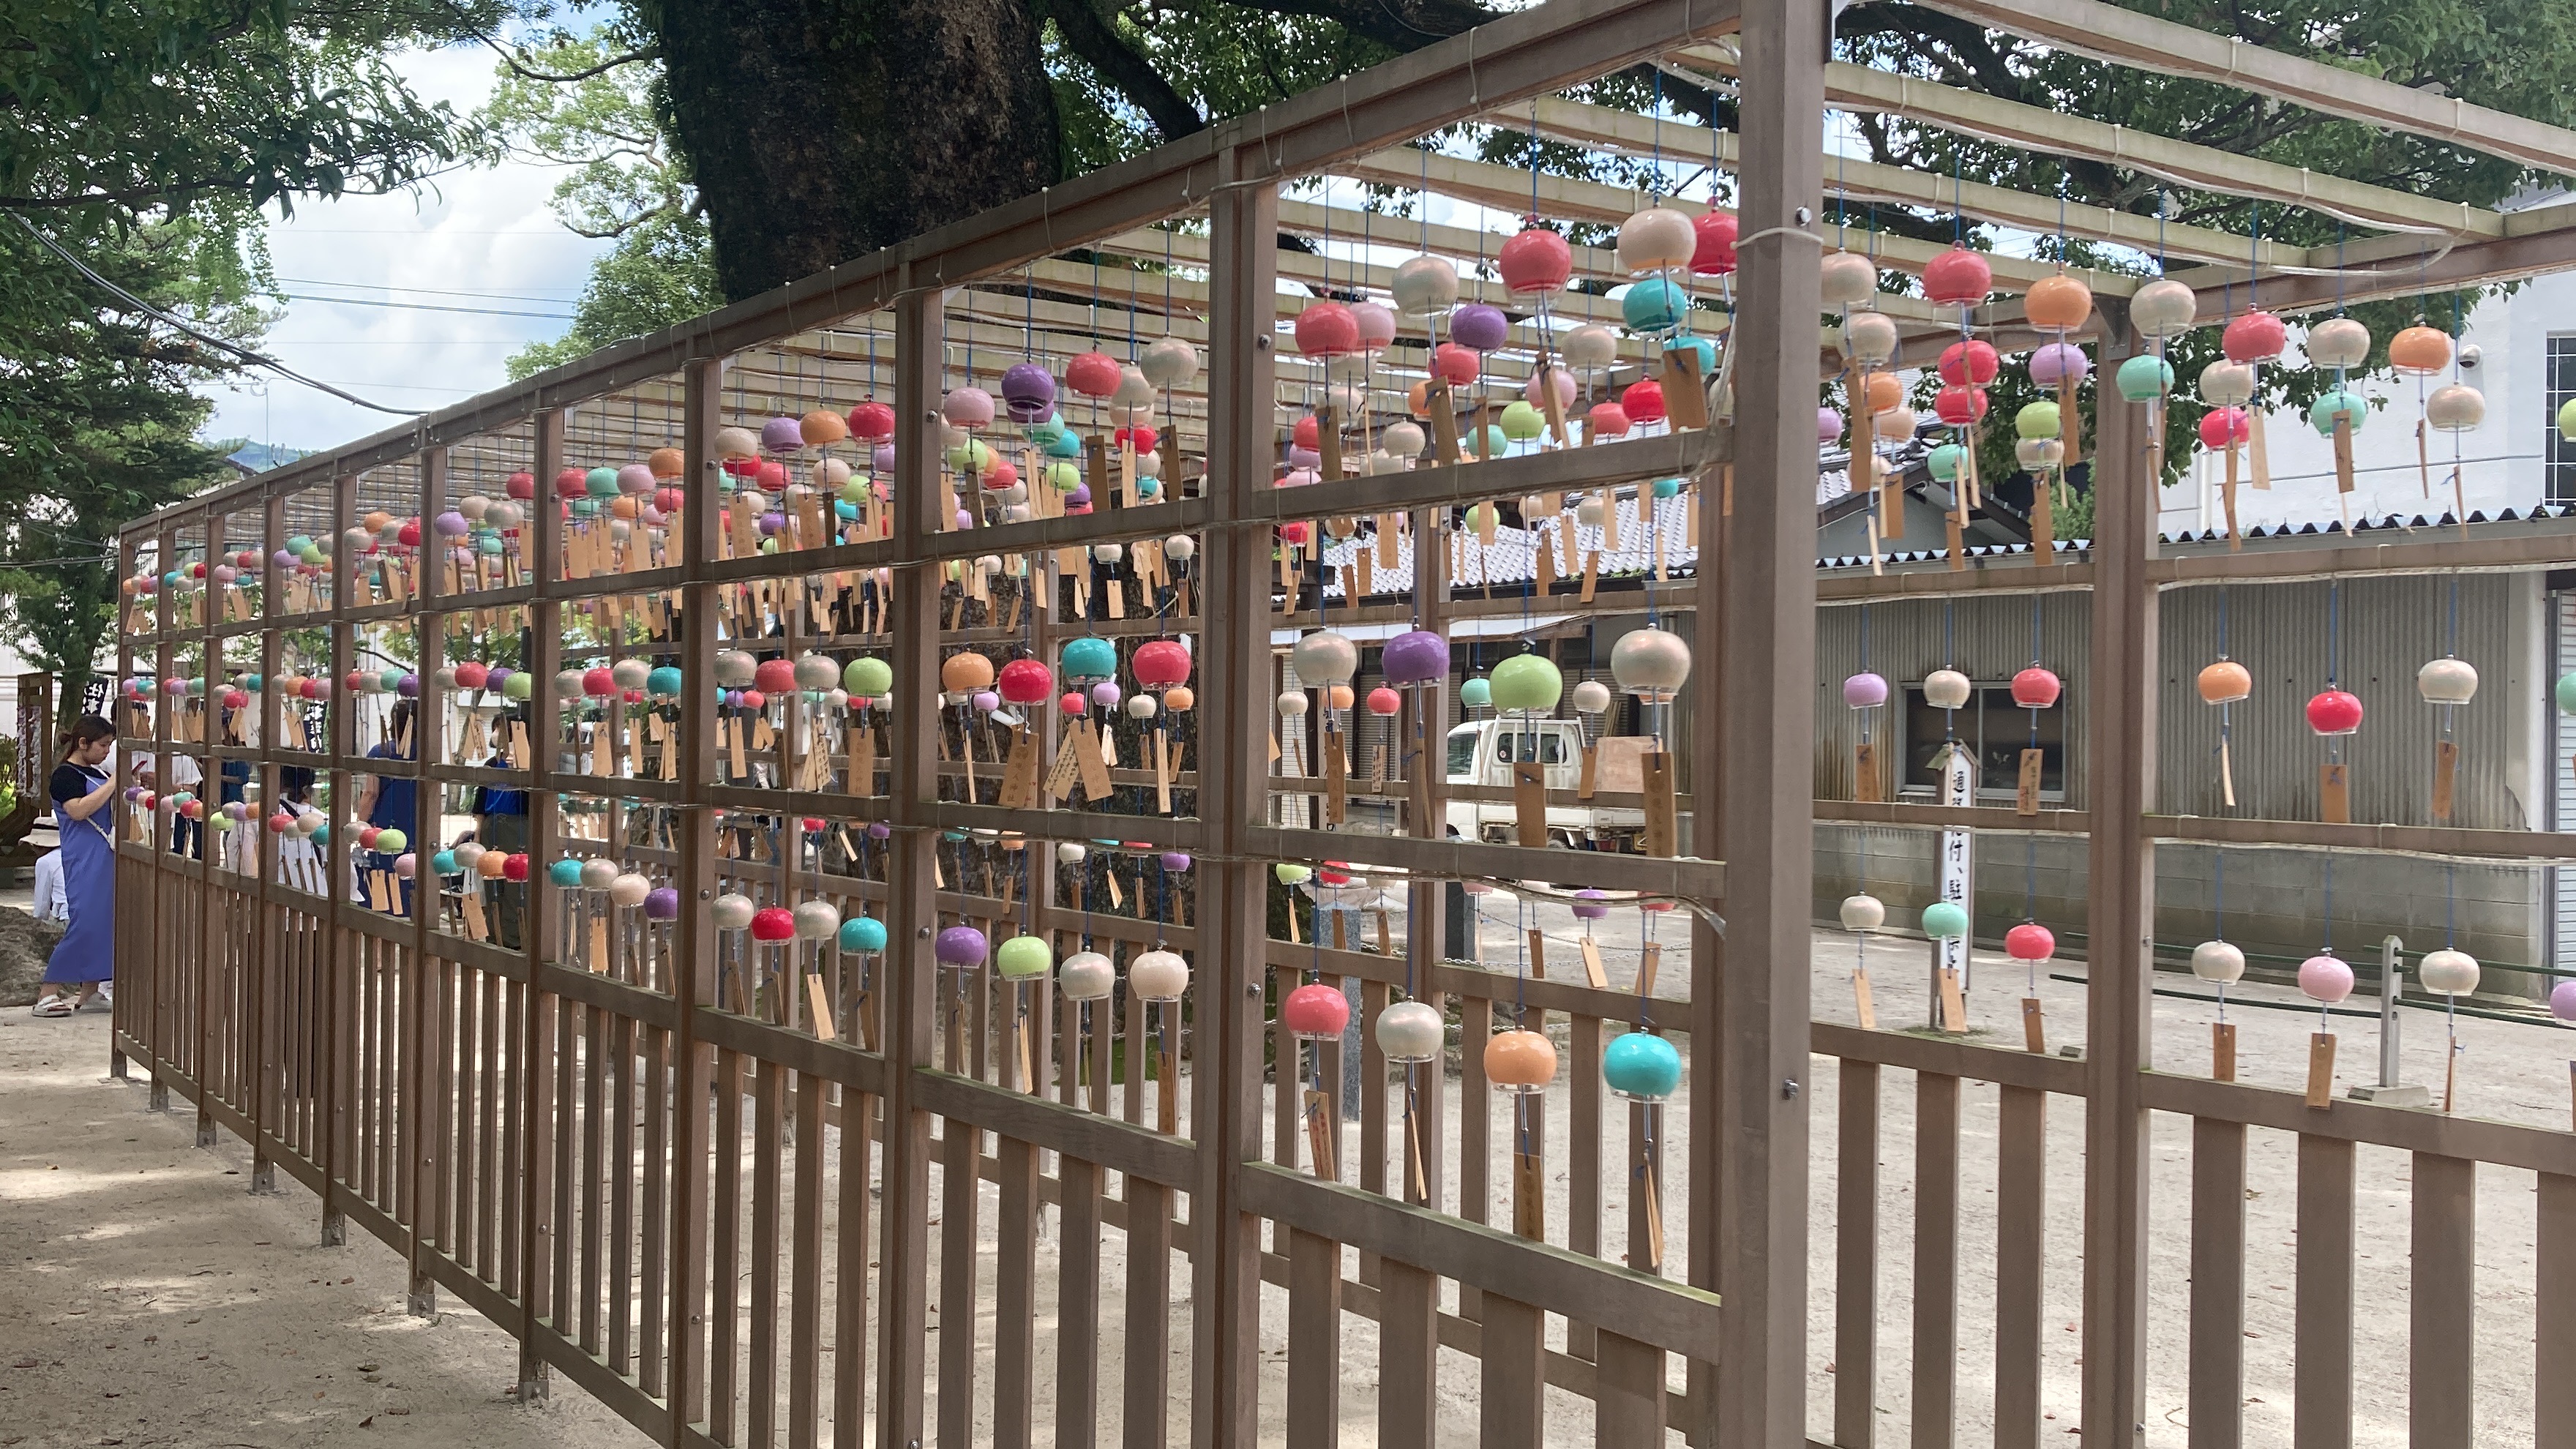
0;1006;651;1449
4;900;2563;1446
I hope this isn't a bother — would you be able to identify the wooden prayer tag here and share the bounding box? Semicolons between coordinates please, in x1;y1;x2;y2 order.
1155;732;1173;816
1579;549;1600;604
1579;938;1607;989
1640;752;1677;858
2212;1022;2236;1082
850;725;877;797
594;718;614;777
1316;405;1344;478
1636;943;1660;999
1854;741;1882;804
2031;481;2053;564
1660;345;1709;430
1426;379;1461;460
460;892;489;941
1852;967;1876;1030
2332;414;2356;493
1323;729;1348;825
2319;763;2351;824
1513;1140;1546;1240
2432;741;2459;821
1578;744;1598;799
1513;760;1547;847
2016;747;2044;817
1073;717;1113;804
808;974;836;1041
1525;929;1547;980
1305;1088;1338;1178
1937;967;1967;1033
2021;997;2045;1055
588;914;610;973
997;727;1041;809
2305;1031;2337;1109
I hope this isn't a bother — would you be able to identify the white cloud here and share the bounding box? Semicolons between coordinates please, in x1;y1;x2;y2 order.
197;42;612;456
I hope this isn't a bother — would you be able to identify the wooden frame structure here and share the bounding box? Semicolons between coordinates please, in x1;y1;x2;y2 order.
103;0;2576;1444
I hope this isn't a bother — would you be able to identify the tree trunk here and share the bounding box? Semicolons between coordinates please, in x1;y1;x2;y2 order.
646;0;1063;302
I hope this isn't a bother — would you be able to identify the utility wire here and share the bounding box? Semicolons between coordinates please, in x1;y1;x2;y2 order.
12;214;425;416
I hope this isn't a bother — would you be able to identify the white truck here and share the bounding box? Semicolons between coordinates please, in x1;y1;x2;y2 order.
1442;719;1658;850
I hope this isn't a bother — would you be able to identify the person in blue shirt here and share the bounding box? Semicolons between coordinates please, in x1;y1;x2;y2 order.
354;699;418;913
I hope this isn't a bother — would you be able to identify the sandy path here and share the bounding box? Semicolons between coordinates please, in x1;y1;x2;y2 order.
0;1006;651;1449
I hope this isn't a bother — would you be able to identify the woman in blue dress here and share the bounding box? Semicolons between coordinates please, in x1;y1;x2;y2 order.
32;716;118;1017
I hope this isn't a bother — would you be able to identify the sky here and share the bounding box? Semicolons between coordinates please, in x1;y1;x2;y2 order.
196;40;613;455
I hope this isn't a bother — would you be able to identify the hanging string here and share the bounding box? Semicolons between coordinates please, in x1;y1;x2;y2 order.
2213;850;2229;1021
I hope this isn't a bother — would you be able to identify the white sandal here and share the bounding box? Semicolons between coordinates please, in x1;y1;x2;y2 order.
30;995;75;1018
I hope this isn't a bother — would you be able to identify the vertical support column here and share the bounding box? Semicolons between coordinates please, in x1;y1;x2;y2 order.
874;282;939;1449
322;469;361;1248
517;407;567;1402
248;491;286;1195
194;505;224;1152
408;444;449;1316
1191;138;1278;1449
1704;2;1824;1446
2081;305;2157;1449
670;354;723;1439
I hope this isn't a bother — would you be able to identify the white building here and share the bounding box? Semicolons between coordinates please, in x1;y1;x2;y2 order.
2159;253;2576;537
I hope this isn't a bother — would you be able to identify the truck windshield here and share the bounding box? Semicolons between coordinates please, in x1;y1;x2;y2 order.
1446;728;1478;776
1496;731;1567;763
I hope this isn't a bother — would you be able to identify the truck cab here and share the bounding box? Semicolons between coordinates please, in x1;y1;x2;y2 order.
1442;719;1648;848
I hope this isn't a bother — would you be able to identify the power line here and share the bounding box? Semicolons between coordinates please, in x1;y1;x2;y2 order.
277;293;575;320
274;277;585;304
11;215;424;416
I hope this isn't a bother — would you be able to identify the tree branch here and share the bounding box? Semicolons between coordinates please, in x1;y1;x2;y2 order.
1040;0;1207;140
1238;0;1497;55
471;31;659;83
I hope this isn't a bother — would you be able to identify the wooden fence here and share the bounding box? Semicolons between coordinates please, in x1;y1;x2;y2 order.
101;0;2576;1444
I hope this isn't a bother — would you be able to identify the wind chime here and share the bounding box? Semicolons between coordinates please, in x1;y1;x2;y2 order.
2419;866;2480;1113
2190;854;2246;1079
2297;858;2355;1108
2196;590;2252;808
2306;582;2365;824
2418;578;2478;822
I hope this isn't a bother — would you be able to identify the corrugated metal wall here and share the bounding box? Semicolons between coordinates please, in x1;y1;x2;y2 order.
2157;574;2534;828
1811;572;2551;981
1812;589;2093;802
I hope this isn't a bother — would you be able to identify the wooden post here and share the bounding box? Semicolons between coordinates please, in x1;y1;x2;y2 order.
2081;304;2157;1447
1188;139;1277;1449
1700;5;1824;1443
873;282;942;1449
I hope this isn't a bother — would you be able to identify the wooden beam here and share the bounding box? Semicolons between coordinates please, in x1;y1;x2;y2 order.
1526;94;2307;268
1921;0;2576;179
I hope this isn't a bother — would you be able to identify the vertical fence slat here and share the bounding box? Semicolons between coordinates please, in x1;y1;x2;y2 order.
610;1012;639;1376
1836;1058;1879;1448
992;1135;1038;1449
1912;1071;1960;1449
1479;1295;1546;1449
751;1055;785;1449
1286;1227;1342;1449
1596;1328;1668;1441
640;1021;668;1399
937;1098;981;1449
712;1050;744;1446
2294;1134;2355;1449
1122;1173;1173;1449
2409;1153;2475;1448
1993;1085;2046;1449
2539;1173;2576;1440
1057;1150;1103;1449
831;1083;875;1449
1378;1257;1439;1446
2189;1116;2247;1449
788;1070;826;1449
1568;1016;1604;1363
